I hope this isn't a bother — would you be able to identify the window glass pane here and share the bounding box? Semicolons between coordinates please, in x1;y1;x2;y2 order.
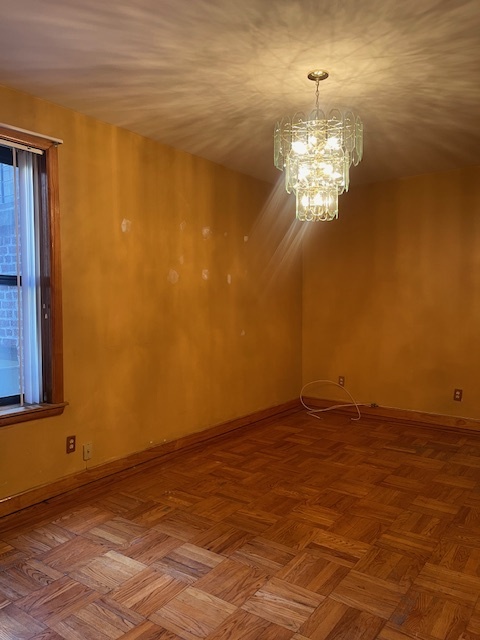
0;283;20;399
0;149;18;277
0;145;20;402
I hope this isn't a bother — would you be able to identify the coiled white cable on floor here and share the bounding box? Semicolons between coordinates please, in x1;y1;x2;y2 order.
300;379;369;421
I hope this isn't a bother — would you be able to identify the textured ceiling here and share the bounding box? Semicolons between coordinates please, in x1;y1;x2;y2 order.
0;0;479;186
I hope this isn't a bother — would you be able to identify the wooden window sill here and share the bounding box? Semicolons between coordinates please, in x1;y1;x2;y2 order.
0;402;67;427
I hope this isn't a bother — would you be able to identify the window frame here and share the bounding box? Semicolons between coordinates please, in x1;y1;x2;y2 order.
0;126;65;426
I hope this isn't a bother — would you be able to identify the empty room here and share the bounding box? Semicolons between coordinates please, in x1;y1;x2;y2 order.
1;1;480;639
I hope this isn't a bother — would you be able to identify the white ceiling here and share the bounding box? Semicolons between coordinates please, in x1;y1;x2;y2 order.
0;0;479;186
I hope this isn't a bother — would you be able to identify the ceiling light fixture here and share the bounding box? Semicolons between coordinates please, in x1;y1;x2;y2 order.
274;70;363;221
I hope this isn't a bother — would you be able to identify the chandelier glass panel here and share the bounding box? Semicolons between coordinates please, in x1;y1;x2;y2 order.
274;70;363;221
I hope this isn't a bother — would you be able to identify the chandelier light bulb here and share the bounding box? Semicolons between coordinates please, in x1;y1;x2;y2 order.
274;70;363;221
292;140;308;155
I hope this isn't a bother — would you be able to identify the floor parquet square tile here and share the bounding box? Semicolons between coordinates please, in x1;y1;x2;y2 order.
364;486;416;509
39;537;110;572
0;543;28;570
83;517;148;547
328;513;388;544
15;575;98;625
122;530;183;565
0;558;63;600
276;551;349;596
289;504;340;529
466;609;480;635
149;586;236;640
330;570;404;619
51;596;144;639
52;506;114;535
389;588;472;640
375;535;436;566
231;537;296;574
110;568;186;616
388;510;449;540
353;546;425;590
343;464;390;485
191;523;253;556
429;540;480;576
157;490;204;510
212;481;265;505
410;496;461;518
442;526;480;547
194;558;267;606
250;493;303;517
380;474;427;493
299;597;386;640
154;511;215;542
241;577;324;631
189;496;242;522
309;489;357;514
348;499;404;524
69;550;146;594
377;625;427;640
28;630;65;639
154;543;223;583
0;592;11;609
0;603;46;639
206;609;294;640
223;508;279;535
452;455;480;468
306;530;371;567
453;506;480;530
271;482;320;504
119;621;184;639
130;504;176;527
94;493;155;517
262;518;319;550
328;479;374;498
6;524;76;555
433;473;476;491
413;563;480;605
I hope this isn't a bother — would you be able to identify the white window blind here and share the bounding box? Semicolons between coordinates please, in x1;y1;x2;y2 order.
0;142;44;406
15;149;42;404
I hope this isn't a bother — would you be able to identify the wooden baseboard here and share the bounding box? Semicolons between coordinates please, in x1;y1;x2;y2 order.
303;396;480;434
0;399;301;518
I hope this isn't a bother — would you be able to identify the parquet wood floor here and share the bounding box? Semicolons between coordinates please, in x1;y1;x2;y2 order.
2;411;480;639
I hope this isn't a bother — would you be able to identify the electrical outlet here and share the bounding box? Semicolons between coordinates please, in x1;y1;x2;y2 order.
454;388;463;402
338;375;345;387
66;435;76;454
83;442;92;461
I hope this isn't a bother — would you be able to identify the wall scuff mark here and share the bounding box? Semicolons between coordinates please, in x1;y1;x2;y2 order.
167;269;179;284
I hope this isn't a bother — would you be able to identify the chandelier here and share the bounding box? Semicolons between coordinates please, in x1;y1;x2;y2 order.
274;70;363;221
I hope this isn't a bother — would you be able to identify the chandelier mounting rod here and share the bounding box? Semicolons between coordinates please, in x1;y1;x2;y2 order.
307;70;329;109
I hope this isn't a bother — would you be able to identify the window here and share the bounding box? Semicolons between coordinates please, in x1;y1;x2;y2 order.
0;126;64;426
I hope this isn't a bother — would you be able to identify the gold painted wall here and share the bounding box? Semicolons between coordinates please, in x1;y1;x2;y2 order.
0;84;302;500
302;167;480;419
